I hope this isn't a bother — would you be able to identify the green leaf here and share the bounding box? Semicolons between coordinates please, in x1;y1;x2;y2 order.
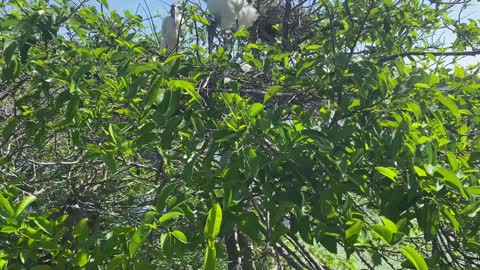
2;117;19;141
0;260;7;270
383;0;394;6
75;250;89;267
129;226;151;258
435;92;460;122
203;246;216;270
164;54;184;64
127;64;155;75
466;186;480;195
98;0;109;9
413;166;427;177
460;200;480;217
345;218;363;243
234;27;249;38
73;218;89;241
159;211;184;223
107;254;126;269
3;40;17;63
454;65;465;79
371;225;393;244
192;13;209;25
171;230;188;244
305;44;321;50
264;85;282;103
414;83;430;89
441;206;460;231
65;94;80;121
14;195;37;218
145;75;163;107
204;204;222;241
156;182;179;211
375;166;397;183
249;103;264;117
380;217;397;233
435;166;467;198
400;246;428;270
168;79;201;102
0;194;15;217
1;226;17;233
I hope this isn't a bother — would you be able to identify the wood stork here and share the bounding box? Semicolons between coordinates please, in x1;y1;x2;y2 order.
160;4;184;54
238;4;258;28
206;0;258;52
207;0;245;30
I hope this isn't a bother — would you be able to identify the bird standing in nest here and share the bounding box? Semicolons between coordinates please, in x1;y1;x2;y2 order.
160;4;184;54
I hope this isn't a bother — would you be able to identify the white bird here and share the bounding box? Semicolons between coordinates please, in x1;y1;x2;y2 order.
206;0;258;52
207;0;249;29
237;4;258;28
160;4;184;54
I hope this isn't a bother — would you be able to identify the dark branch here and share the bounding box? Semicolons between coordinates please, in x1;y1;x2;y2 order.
380;49;480;63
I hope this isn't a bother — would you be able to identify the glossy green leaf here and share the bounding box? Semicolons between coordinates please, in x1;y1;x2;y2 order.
204;204;222;241
203;246;216;270
375;166;397;183
371;224;393;244
345;218;363;243
73;218;89;241
127;64;155;75
14;195;36;218
435;166;467;198
159;211;184;223
98;0;109;9
249;103;264;117
3;40;17;63
129;226;151;258
466;186;480;195
171;230;188;244
460;200;480;217
145;75;163;107
76;250;89;267
400;246;428;270
435;92;460;122
0;194;15;217
168;79;201;102
264;85;282;103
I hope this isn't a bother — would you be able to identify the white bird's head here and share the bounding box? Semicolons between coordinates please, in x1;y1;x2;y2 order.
170;4;177;18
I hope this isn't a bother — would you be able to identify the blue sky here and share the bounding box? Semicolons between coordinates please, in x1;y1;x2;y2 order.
90;0;479;66
90;0;170;16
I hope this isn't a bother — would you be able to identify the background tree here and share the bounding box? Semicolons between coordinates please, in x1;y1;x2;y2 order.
0;0;479;269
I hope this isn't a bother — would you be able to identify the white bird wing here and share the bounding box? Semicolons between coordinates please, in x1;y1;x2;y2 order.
207;0;236;29
228;0;245;14
238;5;258;28
161;16;178;52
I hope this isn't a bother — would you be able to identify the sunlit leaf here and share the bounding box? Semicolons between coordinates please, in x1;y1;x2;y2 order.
375;166;397;183
264;85;282;103
400;246;428;270
204;204;222;242
14;195;36;218
171;230;188;244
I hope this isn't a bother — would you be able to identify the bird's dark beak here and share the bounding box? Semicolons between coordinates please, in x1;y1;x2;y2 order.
170;5;176;18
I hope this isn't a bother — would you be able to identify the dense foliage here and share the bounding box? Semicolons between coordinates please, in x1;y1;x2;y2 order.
1;0;480;269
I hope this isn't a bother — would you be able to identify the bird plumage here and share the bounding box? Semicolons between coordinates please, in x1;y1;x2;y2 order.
238;4;258;28
207;0;256;29
206;0;258;53
160;5;184;54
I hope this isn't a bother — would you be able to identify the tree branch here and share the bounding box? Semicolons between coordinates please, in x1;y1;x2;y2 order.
380;49;480;63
